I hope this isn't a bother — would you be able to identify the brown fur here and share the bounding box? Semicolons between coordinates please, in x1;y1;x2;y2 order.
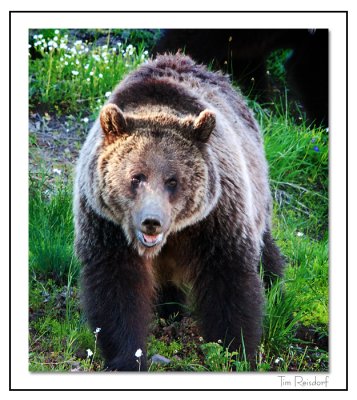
74;54;284;370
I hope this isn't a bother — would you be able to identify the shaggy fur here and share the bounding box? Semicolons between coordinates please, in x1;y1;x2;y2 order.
74;53;284;371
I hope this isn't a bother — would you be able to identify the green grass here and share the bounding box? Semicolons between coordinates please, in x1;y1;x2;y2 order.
28;29;328;372
29;171;80;284
29;29;151;117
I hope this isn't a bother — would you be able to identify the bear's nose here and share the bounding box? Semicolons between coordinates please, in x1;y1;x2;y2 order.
141;217;162;233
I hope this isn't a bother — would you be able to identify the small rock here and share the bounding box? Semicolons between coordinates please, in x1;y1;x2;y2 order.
70;361;81;372
151;354;171;365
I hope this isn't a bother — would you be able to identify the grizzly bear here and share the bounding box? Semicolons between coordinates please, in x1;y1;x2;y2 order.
73;53;284;371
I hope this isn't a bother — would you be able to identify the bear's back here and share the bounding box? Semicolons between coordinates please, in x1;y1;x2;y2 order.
109;54;259;135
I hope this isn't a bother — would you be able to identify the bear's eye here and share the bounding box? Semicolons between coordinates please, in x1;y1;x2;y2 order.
165;177;178;190
131;174;146;189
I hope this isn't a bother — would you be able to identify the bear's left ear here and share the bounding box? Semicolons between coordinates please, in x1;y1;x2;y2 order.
193;109;216;142
100;103;127;141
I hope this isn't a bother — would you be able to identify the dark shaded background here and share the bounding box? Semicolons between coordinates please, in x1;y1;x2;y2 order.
154;29;328;127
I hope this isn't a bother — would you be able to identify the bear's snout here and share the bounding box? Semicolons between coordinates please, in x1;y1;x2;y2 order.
141;216;163;235
132;195;171;249
135;204;167;235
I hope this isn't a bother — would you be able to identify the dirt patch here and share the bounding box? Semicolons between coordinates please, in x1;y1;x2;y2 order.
29;112;91;178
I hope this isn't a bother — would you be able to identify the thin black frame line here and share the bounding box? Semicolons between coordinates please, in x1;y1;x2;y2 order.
10;11;348;391
9;10;348;14
8;7;12;394
8;389;349;392
345;10;348;393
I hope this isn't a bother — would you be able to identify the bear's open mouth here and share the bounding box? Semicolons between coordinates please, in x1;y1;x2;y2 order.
136;231;164;248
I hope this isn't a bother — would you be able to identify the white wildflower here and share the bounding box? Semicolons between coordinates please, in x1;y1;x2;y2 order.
86;348;93;358
94;327;101;334
55;29;59;34
105;91;111;98
71;70;79;76
53;168;61;175
82;117;89;123
98;73;103;78
135;348;143;358
297;232;304;237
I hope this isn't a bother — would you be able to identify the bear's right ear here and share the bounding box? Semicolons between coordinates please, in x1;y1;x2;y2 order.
100;103;127;142
192;110;216;142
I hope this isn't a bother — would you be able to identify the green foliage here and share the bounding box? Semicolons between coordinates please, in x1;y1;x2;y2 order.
29;277;101;372
201;342;250;372
263;278;305;353
118;29;162;49
148;336;183;359
266;48;293;86
29;29;151;116
29;170;79;284
254;100;329;237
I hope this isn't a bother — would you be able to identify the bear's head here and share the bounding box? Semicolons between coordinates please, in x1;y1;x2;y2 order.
96;103;220;257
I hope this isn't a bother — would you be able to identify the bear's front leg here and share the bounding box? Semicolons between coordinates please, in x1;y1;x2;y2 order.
192;239;264;361
81;251;154;371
